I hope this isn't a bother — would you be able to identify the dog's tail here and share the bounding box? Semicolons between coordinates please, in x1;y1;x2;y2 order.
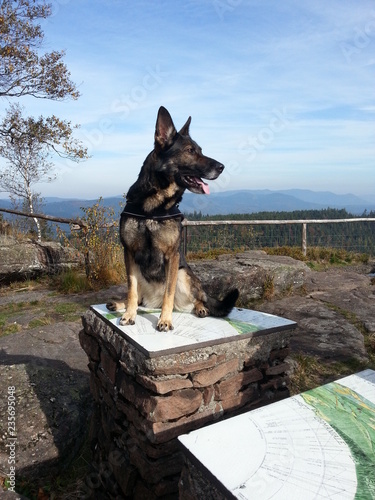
206;289;239;317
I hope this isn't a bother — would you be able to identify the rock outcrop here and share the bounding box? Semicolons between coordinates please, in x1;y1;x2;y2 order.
190;250;310;303
261;267;373;362
190;252;373;363
0;235;83;283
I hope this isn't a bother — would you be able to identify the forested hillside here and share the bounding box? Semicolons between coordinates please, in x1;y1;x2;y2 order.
183;208;375;256
185;207;374;220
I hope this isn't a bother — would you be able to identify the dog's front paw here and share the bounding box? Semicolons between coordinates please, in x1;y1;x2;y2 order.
119;311;136;326
157;316;174;332
106;300;126;312
194;302;209;318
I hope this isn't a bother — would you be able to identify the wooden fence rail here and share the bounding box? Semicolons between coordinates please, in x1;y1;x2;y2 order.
0;206;87;229
1;206;375;256
181;218;375;256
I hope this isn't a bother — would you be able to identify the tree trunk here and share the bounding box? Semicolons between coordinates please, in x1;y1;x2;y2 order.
26;186;42;242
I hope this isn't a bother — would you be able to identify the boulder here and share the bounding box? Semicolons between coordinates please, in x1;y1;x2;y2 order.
0;235;84;284
261;295;368;362
260;267;374;362
189;250;310;304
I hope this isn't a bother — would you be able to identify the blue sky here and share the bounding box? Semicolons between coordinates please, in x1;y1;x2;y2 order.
1;0;374;200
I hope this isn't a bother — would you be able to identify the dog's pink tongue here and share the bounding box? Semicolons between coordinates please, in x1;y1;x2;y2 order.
196;178;210;194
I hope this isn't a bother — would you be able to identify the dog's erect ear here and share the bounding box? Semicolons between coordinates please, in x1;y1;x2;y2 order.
178;116;191;136
155;106;177;150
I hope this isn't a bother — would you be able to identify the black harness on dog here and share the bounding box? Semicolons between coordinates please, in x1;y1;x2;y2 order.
121;202;184;221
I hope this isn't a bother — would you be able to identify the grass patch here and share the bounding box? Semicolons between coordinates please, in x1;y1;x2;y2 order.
51;269;92;294
264;246;305;261
264;246;370;266
51;266;125;293
306;261;326;271
0;302;37;336
289;354;367;395
28;317;54;329
0;298;84;335
262;274;275;300
1;322;21;336
53;302;82;322
186;247;242;260
0;302;27;315
54;302;81;315
3;276;50;292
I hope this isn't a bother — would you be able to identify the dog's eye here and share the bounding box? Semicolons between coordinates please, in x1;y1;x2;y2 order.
186;147;195;154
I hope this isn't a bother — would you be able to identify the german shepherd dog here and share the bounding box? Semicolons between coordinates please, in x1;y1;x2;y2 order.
107;106;239;331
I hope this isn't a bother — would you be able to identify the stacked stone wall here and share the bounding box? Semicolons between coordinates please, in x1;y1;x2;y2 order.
80;309;292;498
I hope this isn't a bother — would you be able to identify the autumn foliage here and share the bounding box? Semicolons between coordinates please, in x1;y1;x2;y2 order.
0;0;79;101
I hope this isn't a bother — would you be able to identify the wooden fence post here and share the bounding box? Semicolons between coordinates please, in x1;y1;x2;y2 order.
183;225;188;255
302;223;307;256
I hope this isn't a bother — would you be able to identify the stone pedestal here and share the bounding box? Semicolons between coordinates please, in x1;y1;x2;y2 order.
79;305;296;499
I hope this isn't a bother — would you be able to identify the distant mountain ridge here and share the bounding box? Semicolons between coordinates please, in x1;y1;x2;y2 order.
0;189;374;219
179;189;374;216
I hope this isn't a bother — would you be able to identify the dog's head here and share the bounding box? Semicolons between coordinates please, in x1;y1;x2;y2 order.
153;106;224;195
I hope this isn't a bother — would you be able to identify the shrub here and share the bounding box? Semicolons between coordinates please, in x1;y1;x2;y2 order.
52;269;91;293
57;198;126;286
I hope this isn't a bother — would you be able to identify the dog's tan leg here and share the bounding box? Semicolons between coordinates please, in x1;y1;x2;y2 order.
119;251;139;326
157;252;179;331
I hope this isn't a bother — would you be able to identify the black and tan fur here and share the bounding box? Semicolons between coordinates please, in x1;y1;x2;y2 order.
107;106;238;331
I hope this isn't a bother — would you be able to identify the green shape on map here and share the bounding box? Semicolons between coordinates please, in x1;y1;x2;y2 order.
301;382;375;499
138;309;160;315
104;312;123;320
104;309;160;320
224;318;259;335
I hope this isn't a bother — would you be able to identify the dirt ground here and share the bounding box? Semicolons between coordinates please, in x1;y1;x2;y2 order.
0;260;374;498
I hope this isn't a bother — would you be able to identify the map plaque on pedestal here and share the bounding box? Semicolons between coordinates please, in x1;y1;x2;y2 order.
178;369;375;500
90;304;296;358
